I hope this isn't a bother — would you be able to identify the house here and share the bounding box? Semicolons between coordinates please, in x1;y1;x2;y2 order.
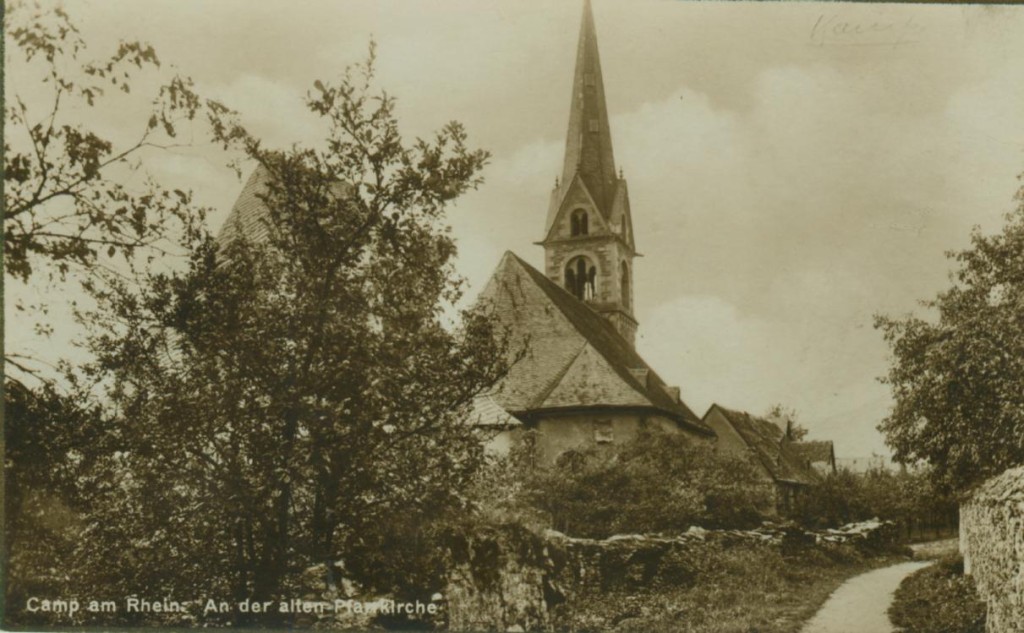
791;440;837;476
469;0;715;464
702;404;822;513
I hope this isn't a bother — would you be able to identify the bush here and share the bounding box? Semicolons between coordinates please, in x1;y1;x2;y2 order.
500;428;775;538
794;467;958;534
888;555;986;633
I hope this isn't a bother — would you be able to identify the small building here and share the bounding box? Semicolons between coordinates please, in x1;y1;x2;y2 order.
702;404;822;513
791;440;837;476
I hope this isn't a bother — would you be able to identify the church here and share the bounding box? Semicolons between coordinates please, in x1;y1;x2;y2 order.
468;0;716;464
214;1;834;486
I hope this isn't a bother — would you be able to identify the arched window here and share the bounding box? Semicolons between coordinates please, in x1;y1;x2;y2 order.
570;209;589;237
564;256;597;301
620;261;630;310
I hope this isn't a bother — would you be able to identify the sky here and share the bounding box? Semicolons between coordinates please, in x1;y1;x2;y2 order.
6;0;1024;457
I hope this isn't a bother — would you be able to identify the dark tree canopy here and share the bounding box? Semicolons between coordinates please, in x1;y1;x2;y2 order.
4;22;507;622
875;183;1024;490
5;37;507;627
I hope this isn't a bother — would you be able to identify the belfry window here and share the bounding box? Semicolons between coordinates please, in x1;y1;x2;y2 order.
565;256;597;301
570;209;589;237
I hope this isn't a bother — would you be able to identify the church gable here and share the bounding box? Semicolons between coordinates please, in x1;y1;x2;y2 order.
543;174;611;244
538;342;649;409
477;253;592;412
478;252;710;434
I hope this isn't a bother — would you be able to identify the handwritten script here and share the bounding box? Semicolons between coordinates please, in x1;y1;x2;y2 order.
810;14;923;49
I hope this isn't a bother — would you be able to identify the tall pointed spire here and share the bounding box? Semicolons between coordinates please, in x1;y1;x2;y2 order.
561;0;617;217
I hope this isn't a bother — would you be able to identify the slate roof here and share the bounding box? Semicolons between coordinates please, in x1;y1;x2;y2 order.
218;166;274;246
463;394;524;429
478;252;710;435
217;165;352;247
705;404;820;485
791;440;835;466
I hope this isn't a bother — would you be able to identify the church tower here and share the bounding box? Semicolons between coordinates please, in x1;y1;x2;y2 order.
540;0;638;346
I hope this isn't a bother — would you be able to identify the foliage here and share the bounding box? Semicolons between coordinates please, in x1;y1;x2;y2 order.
875;185;1024;489
3;1;218;382
765;402;808;441
5;43;503;629
555;539;891;633
3;382;107;622
794;467;958;533
888;555;987;633
506;428;775;538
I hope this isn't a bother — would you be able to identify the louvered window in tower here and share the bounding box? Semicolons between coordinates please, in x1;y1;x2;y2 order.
565;256;597;301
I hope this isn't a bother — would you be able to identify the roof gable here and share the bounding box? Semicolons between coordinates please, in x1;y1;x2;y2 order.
539;342;649;409
480;252;708;433
543;173;609;242
705;404;820;485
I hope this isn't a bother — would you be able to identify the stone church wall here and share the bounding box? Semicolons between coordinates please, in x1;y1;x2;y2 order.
960;465;1024;633
444;521;899;632
530;412;683;465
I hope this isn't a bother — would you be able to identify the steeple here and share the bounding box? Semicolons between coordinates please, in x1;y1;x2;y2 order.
560;0;617;217
540;0;639;347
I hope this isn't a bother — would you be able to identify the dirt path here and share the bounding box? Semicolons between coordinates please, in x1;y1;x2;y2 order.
800;560;934;633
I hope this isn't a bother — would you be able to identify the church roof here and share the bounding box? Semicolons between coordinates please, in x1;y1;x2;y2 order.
217;164;352;247
463;394;524;429
557;0;618;221
705;405;821;485
218;165;274;246
479;252;709;435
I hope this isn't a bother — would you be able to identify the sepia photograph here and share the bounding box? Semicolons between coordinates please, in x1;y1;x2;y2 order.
3;0;1023;631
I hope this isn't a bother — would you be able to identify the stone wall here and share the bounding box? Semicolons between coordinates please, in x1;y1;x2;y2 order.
444;520;899;632
960;465;1024;633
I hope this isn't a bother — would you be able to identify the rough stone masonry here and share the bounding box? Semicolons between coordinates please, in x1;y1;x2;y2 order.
960;465;1024;633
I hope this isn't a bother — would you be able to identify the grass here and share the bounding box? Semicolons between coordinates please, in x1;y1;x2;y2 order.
555;542;908;633
888;554;986;633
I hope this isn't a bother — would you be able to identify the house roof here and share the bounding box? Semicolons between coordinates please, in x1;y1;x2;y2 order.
705;404;820;485
478;252;710;435
791;440;835;465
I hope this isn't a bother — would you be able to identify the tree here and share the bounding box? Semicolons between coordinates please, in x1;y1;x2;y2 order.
3;1;210;380
51;45;506;627
515;428;775;538
764;403;809;441
875;183;1024;490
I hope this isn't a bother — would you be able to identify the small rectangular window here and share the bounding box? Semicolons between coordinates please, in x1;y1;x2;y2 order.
584;73;595;87
589;119;600;133
595;420;614;444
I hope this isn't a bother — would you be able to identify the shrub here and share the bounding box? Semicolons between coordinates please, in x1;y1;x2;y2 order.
888;555;986;633
507;428;775;538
